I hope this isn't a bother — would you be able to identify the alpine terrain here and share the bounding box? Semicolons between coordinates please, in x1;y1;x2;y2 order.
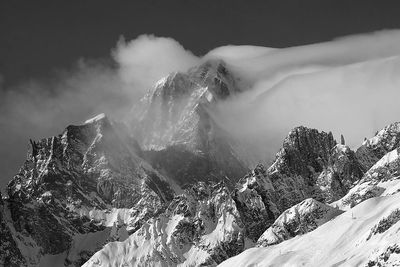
2;46;400;267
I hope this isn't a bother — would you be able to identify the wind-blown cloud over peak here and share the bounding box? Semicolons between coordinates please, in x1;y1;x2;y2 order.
206;30;400;84
114;34;200;94
208;30;400;162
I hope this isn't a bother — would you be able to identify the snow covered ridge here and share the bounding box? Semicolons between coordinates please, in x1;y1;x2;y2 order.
83;182;244;267
256;198;343;247
1;113;176;266
83;125;382;266
219;123;400;267
356;122;400;171
333;147;400;210
219;194;400;267
3;116;394;267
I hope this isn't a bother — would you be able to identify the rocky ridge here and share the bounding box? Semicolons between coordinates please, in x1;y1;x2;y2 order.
256;198;343;247
84;125;367;266
1;114;175;266
219;121;400;267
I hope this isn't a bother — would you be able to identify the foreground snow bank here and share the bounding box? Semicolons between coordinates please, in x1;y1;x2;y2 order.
219;193;400;267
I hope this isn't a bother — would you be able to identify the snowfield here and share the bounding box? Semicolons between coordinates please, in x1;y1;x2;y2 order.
219;193;400;267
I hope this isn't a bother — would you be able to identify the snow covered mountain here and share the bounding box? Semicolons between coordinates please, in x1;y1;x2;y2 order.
82;125;368;266
220;122;400;267
131;59;250;188
256;198;343;247
220;193;400;267
2;56;400;267
0;60;251;266
1;114;176;266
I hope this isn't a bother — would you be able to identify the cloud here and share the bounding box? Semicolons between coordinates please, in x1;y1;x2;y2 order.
210;30;400;162
2;30;400;190
206;30;400;85
113;34;199;94
0;35;200;190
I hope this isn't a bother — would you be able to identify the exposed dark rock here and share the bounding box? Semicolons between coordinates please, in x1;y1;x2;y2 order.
0;191;27;267
2;114;175;265
366;244;400;267
356;122;400;171
367;209;400;240
257;198;343;247
316;144;364;202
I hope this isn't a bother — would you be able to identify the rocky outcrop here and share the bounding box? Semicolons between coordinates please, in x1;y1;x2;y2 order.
2;114;175;266
232;164;280;242
0;191;26;267
269;126;363;205
336;147;400;209
257;198;343;247
316;144;364;202
331;123;400;210
356;122;400;171
365;244;400;267
269;126;336;180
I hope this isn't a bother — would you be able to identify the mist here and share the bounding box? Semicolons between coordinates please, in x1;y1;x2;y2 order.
0;35;200;190
209;30;400;162
2;30;400;191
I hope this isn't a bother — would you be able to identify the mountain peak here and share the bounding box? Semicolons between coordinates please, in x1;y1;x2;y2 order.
270;126;336;178
357;122;400;170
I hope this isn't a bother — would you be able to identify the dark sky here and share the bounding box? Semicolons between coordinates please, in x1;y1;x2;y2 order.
2;0;400;87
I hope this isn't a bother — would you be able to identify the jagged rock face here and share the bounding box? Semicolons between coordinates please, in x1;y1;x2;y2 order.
268;127;336;207
232;164;280;242
270;126;336;180
219;191;400;267
0;191;26;267
231;128;360;242
336;147;400;209
133;60;239;151
131;60;249;187
356;122;400;171
83;182;245;267
316;144;364;202
257;198;343;247
8;114;173;208
268;127;365;205
331;123;400;210
3;114;175;266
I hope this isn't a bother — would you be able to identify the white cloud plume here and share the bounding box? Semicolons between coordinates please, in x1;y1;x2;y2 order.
210;30;400;162
114;34;199;94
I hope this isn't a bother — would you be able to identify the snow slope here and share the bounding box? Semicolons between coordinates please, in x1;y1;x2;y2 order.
220;193;400;267
257;198;343;247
